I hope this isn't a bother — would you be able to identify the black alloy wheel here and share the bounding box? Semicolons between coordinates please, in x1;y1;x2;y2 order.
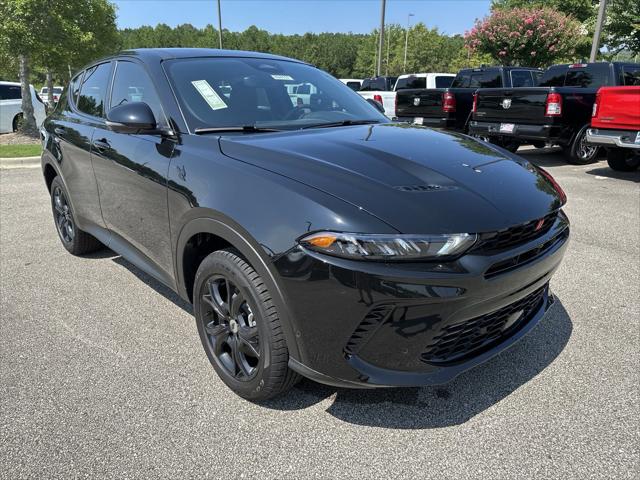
200;274;261;380
193;249;300;401
53;185;75;244
566;125;600;165
49;176;103;255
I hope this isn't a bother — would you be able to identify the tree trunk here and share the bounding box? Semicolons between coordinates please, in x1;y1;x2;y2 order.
46;69;54;112
18;54;38;135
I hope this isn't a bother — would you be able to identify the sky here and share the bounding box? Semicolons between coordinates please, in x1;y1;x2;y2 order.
113;0;493;36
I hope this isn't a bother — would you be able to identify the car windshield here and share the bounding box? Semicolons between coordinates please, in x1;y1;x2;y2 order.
164;57;387;131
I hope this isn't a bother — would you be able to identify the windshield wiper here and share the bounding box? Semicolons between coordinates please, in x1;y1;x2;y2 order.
194;125;282;134
301;119;382;130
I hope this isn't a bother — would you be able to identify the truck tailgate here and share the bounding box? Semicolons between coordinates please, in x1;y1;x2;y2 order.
474;88;550;124
395;88;445;118
593;86;640;130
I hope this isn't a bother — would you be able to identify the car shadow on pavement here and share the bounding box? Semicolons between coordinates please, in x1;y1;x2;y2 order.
585;166;640;183
262;300;572;429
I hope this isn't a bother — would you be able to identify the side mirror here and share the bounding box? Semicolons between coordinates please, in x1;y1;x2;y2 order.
106;102;157;133
366;98;385;114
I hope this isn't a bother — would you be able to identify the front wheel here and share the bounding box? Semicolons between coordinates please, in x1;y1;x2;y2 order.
193;249;300;401
565;126;600;165
606;149;640;171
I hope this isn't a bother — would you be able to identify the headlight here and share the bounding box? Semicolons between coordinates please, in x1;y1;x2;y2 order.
299;232;477;261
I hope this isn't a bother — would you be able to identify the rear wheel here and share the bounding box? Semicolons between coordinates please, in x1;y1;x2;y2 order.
565;125;600;165
50;177;103;255
606;149;640;171
194;249;300;401
12;113;23;132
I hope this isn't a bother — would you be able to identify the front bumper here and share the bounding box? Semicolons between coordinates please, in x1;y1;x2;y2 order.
586;128;640;150
469;120;564;144
276;212;570;388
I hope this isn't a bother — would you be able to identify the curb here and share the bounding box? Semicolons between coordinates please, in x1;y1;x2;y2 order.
0;156;41;169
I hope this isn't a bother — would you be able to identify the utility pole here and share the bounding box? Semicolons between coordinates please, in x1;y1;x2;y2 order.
376;0;386;77
385;26;391;76
589;0;607;62
217;0;223;49
403;13;414;73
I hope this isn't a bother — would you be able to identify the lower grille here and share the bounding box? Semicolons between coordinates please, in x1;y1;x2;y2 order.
344;305;394;355
421;286;546;364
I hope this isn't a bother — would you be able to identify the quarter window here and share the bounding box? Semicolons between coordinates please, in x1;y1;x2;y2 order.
623;66;640;86
110;61;167;127
77;62;111;117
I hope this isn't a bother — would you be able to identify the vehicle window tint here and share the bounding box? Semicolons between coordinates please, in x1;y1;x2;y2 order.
0;84;22;100
511;70;534;88
435;76;453;88
77;63;111;117
345;81;361;91
564;65;611;88
451;72;470;88
69;73;82;105
470;71;501;88
395;76;426;90
110;61;167;126
539;66;568;87
623;66;640;86
533;71;543;85
53;87;63;94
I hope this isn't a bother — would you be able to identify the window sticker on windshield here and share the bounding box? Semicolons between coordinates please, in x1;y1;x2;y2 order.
271;74;294;81
191;80;228;110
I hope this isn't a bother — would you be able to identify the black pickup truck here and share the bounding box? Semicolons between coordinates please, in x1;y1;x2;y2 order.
395;66;542;131
468;62;640;163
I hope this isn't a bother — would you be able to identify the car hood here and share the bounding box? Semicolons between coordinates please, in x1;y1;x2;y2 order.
219;124;563;234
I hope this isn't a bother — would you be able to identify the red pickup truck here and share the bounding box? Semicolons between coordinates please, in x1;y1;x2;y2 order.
586;86;640;171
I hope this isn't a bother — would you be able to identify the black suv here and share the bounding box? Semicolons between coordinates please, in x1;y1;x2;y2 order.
42;49;569;401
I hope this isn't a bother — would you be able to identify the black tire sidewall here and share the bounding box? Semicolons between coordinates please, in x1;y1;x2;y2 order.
607;149;640;171
193;250;279;400
568;126;600;165
50;177;77;254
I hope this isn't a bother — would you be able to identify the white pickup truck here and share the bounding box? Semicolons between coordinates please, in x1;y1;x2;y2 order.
358;73;455;118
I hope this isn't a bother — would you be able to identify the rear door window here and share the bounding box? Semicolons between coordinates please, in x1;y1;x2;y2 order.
510;70;535;87
0;84;22;100
623;66;640;86
77;62;112;117
469;70;502;88
395;76;426;90
435;76;454;88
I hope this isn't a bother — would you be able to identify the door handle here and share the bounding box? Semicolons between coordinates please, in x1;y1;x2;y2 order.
92;139;111;152
54;127;66;135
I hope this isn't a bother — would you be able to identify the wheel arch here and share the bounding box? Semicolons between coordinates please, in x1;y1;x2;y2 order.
175;215;302;360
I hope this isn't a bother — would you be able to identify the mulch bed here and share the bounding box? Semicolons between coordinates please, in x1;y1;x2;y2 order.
0;132;40;145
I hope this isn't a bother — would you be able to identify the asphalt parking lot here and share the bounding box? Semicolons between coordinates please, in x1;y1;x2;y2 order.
1;148;638;479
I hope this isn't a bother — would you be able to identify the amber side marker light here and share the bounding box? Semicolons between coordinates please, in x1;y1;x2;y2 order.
305;234;337;248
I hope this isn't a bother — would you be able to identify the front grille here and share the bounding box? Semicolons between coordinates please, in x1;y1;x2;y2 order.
485;227;569;278
421;286;546;364
344;305;394;355
475;212;558;252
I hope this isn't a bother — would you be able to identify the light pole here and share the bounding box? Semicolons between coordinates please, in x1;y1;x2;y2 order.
376;0;387;77
385;25;391;76
217;0;223;49
403;13;414;73
589;0;607;62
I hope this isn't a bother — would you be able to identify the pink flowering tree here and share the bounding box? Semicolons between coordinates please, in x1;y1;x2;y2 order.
464;7;582;68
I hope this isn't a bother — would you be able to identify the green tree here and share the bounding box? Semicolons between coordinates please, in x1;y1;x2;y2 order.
465;7;582;67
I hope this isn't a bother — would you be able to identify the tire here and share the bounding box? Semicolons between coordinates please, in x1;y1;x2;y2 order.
193;249;300;401
606;149;640;172
50;177;103;255
565;125;600;165
532;141;546;149
12;113;23;132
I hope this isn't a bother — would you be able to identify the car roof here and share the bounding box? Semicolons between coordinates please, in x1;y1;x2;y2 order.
0;81;21;86
397;73;455;79
113;48;308;64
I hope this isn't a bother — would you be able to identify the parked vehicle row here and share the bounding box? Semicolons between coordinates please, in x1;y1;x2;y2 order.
469;62;640;164
357;73;455;117
0;81;47;134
